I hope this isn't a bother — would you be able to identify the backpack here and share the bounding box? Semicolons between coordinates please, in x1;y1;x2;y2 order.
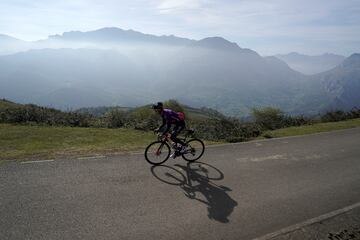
178;112;185;121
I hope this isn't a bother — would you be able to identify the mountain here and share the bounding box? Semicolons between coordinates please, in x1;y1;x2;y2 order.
47;27;195;46
275;52;345;75
0;43;307;115
0;34;22;43
0;34;30;55
192;37;241;51
0;28;358;116
0;28;196;56
315;53;360;111
0;48;154;109
156;38;308;115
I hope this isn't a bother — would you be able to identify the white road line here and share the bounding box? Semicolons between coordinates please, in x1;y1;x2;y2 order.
77;155;106;160
130;151;142;155
21;159;54;164
207;127;360;149
252;201;360;240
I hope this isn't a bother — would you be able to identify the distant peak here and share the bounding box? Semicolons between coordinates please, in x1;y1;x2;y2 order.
46;27;194;45
93;27;127;33
98;27;122;31
288;52;301;56
49;27;131;39
321;53;345;58
349;53;360;58
200;36;232;42
0;34;22;41
196;37;240;50
278;52;345;58
342;53;360;67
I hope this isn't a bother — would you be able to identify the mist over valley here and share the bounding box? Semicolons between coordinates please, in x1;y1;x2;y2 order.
0;28;359;117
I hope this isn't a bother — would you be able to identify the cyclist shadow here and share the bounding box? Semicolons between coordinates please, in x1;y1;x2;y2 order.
150;162;238;223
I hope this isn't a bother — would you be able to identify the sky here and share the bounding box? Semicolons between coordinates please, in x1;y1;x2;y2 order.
1;0;359;56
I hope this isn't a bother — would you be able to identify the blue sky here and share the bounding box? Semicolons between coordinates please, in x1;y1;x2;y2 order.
1;0;359;56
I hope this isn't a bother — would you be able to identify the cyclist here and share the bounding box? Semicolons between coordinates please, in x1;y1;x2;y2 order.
152;102;186;157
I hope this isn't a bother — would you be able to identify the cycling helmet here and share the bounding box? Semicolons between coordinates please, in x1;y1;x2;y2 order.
152;102;163;109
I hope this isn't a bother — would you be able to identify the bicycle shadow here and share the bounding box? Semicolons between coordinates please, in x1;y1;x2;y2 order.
150;162;238;223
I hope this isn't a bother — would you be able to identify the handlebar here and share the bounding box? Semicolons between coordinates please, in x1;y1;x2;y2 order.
156;132;171;141
153;128;195;140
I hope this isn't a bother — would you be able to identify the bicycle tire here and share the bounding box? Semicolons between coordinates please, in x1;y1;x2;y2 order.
187;162;224;180
144;141;171;165
182;138;205;162
150;165;186;185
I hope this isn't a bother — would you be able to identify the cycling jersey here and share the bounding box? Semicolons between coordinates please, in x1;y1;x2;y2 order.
158;108;186;146
161;108;182;124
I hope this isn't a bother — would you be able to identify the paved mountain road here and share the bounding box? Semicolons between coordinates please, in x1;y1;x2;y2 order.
1;128;360;240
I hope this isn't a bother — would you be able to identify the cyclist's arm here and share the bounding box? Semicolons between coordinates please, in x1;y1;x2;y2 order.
158;117;170;134
161;122;171;135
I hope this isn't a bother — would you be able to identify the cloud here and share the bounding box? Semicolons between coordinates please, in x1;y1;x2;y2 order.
156;0;205;14
0;0;359;55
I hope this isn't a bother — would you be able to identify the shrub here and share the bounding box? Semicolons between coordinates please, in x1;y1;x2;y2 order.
251;107;285;130
104;109;127;128
129;107;160;130
321;110;348;122
188;118;261;142
163;99;185;112
0;103;94;127
282;115;313;127
348;107;360;118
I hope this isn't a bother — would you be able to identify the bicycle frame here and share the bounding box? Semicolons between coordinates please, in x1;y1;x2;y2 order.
145;128;204;165
157;130;192;149
155;134;193;157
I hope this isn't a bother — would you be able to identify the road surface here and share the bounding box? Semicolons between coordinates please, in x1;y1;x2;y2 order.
1;128;360;240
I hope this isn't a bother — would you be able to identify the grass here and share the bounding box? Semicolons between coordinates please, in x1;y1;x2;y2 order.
0;124;218;161
0;124;157;160
0;99;20;109
259;118;360;139
1;118;359;161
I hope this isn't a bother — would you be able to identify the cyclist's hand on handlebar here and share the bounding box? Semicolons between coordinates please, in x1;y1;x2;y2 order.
160;132;170;140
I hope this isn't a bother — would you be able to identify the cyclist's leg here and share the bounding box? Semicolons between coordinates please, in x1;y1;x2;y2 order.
171;121;186;146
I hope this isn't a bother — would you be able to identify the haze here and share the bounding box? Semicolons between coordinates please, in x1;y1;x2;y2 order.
1;0;360;56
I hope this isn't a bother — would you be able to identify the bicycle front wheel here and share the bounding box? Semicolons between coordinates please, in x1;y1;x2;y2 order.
144;141;171;165
182;138;205;162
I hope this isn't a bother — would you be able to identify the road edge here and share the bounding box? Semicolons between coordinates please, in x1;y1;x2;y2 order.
252;201;360;240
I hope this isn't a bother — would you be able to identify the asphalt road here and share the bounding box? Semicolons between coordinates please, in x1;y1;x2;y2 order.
1;128;360;240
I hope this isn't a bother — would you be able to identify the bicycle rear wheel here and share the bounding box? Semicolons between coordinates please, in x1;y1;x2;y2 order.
182;138;205;162
145;141;171;165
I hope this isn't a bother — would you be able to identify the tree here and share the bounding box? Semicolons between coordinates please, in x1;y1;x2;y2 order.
104;109;127;128
163;99;185;112
251;107;285;130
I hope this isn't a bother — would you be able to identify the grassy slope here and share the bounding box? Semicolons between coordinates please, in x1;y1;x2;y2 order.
0;99;220;160
0;99;20;109
0;124;218;160
0;124;156;160
1;99;359;161
259;118;360;139
1;119;359;161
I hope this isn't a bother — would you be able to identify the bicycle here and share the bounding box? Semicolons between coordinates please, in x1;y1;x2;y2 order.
144;129;205;165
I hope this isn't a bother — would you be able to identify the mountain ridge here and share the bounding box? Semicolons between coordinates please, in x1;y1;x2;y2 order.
47;27;195;46
275;52;346;75
0;28;359;116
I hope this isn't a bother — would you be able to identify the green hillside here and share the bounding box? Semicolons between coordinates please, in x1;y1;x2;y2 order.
0;98;20;109
1;119;359;161
2;98;360;162
74;101;225;120
0;123;156;160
